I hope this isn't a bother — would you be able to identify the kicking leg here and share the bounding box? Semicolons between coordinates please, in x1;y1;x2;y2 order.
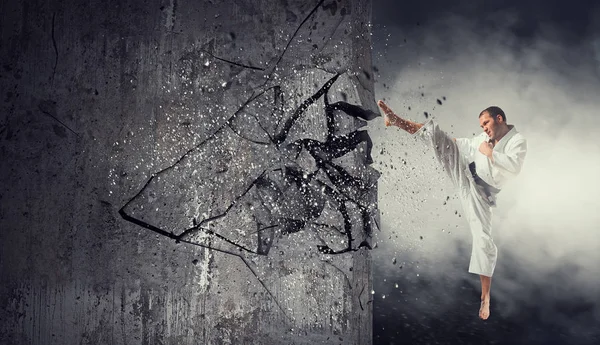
377;100;423;134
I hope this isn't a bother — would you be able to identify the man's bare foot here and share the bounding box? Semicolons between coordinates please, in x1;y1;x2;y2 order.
377;100;398;127
377;100;423;133
479;298;490;320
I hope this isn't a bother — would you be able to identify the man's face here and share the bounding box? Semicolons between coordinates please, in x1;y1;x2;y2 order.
479;112;499;140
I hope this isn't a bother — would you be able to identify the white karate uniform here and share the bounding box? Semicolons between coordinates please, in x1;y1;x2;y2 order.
413;119;527;277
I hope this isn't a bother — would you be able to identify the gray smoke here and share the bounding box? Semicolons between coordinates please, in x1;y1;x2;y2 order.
369;4;600;342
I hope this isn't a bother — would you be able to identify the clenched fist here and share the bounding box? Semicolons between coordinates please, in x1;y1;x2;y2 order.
479;141;494;159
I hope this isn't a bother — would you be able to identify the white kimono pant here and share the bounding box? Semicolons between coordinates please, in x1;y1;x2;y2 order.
414;119;497;277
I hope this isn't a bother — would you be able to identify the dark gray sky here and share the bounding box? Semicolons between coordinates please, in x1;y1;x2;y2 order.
374;0;596;39
372;0;600;81
369;1;600;344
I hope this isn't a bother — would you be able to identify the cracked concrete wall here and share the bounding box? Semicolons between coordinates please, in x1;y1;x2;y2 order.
0;0;378;344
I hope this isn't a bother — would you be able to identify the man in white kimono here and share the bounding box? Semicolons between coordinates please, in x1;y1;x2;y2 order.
377;100;527;320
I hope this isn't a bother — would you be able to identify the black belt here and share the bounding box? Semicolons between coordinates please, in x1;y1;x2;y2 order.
469;162;500;203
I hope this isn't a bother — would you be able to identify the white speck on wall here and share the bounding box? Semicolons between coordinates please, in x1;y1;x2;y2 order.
164;0;175;30
194;231;213;294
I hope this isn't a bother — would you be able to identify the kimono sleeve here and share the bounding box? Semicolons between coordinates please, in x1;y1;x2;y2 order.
491;137;527;175
455;136;478;161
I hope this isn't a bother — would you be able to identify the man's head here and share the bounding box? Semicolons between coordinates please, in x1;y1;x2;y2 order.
479;106;508;141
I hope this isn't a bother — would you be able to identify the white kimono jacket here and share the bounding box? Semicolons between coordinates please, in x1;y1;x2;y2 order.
456;125;528;194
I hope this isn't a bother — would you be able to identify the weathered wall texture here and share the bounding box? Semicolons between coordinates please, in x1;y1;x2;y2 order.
0;0;379;344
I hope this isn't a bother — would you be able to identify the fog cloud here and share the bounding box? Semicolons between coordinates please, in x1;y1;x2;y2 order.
370;5;600;342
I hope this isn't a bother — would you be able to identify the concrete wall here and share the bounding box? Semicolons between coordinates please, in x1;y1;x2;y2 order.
0;0;378;344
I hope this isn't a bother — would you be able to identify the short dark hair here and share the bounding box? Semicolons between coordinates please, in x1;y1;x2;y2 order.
480;106;506;122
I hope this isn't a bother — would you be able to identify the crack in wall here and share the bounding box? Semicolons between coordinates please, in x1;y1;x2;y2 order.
38;100;79;137
202;49;266;71
358;284;365;311
119;72;378;320
119;73;375;249
268;0;326;77
321;259;352;290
